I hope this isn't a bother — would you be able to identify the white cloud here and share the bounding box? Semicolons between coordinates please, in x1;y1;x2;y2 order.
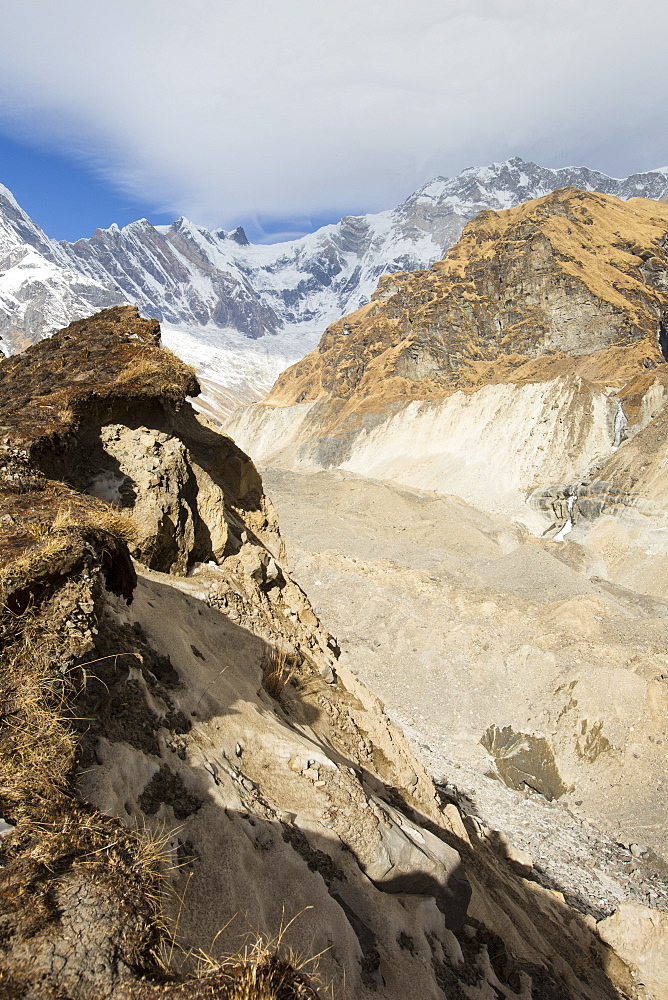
1;0;667;231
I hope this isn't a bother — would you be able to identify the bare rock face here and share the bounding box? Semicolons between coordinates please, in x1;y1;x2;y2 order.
597;904;668;999
0;307;647;998
227;189;668;534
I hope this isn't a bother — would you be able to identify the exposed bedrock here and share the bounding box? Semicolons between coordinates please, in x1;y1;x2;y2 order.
228;189;668;599
0;306;652;998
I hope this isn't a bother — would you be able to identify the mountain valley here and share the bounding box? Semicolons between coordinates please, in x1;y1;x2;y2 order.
261;465;668;913
2;164;668;997
0;306;654;999
222;184;668;995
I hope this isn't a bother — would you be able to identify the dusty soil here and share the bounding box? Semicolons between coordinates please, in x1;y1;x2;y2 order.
262;466;668;921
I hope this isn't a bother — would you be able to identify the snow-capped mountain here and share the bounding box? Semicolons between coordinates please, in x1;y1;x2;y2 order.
2;157;668;406
58;158;668;342
0;183;122;354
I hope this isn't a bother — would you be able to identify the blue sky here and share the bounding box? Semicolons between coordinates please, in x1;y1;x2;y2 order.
0;130;347;244
1;1;668;244
0;132;176;241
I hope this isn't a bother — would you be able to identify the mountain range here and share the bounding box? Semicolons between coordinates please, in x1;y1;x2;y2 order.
3;164;668;994
3;157;668;412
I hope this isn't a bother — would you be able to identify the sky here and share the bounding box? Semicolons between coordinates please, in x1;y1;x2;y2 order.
1;0;667;244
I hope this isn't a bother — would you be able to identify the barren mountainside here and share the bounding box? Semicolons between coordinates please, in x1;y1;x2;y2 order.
265;188;668;409
1;306;654;998
227;188;668;533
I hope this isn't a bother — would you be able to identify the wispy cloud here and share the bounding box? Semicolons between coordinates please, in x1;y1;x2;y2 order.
1;0;666;230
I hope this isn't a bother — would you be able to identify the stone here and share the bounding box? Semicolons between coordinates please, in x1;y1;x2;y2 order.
597;903;668;999
363;795;471;931
492;830;533;876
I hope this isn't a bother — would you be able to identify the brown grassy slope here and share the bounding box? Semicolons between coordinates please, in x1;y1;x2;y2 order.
0;304;199;448
0;309;321;999
266;188;668;415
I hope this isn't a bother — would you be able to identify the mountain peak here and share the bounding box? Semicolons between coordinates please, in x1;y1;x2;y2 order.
5;157;668;362
230;225;249;245
0;183;21;213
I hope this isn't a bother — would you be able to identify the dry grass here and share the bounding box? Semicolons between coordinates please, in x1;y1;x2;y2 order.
45;501;137;543
0;503;137;599
110;350;197;398
175;909;324;999
24;519;53;540
0;502;137;586
0;620;77;806
0;606;167;954
0;535;76;592
0;517;320;999
188;951;319;999
261;646;295;700
79;504;137;542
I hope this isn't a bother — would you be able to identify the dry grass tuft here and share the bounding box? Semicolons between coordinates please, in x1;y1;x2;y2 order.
0;620;77;806
188;952;319;999
179;909;324;999
0;502;136;597
110;350;197;398
0;535;75;592
261;646;295;700
80;505;137;542
49;502;137;543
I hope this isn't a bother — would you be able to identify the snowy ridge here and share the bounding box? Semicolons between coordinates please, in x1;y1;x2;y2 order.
0;184;122;350
2;157;668;386
0;183;21;214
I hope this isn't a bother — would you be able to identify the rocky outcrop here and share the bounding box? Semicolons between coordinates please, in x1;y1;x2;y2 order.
598;904;668;999
0;307;646;998
263;188;668;408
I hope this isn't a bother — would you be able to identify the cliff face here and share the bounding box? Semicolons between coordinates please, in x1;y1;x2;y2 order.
0;307;642;999
266;188;668;410
227;189;668;532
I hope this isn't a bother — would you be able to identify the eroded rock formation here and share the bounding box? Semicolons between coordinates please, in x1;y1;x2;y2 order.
227;188;668;529
0;307;645;998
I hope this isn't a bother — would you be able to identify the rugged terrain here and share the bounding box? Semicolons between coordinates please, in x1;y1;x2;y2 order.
4;159;668;414
1;306;655;998
261;466;668;911
227;187;668;526
221;188;668;996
